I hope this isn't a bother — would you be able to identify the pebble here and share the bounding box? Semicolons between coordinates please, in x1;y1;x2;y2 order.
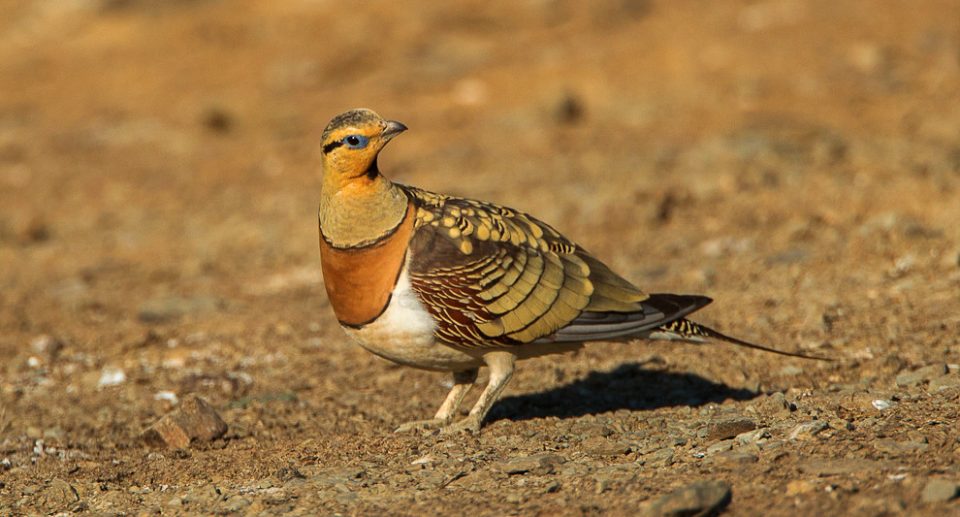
97;368;127;388
702;417;757;442
921;479;959;503
647;448;675;467
929;375;960;391
221;496;252;513
706;439;734;456
895;364;947;387
154;391;179;404
30;334;64;358
40;478;79;512
788;421;829;440
495;454;565;475
747;392;793;416
872;399;895;411
644;480;732;517
581;436;630;457
735;428;771;447
141;394;228;448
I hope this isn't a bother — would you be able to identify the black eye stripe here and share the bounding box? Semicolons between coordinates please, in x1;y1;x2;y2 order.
322;140;343;154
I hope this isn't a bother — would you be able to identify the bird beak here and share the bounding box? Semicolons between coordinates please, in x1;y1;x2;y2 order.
382;120;408;141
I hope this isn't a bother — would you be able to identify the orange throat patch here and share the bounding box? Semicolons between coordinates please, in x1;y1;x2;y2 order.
319;203;416;327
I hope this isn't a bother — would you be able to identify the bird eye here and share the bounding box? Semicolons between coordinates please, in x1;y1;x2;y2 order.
343;134;369;149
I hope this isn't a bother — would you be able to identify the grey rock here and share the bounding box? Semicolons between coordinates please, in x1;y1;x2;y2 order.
702;417;757;442
788;420;829;440
645;479;732;517
706;439;734;456
735;428;771;446
895;364;948;387
496;453;565;475
921;479;959;503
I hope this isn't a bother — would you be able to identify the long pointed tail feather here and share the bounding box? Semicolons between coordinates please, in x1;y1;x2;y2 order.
655;318;831;361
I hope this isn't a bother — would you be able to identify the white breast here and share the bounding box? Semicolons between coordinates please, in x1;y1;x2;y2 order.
341;268;481;371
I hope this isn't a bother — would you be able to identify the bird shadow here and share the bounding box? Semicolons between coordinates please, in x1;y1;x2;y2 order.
488;362;759;423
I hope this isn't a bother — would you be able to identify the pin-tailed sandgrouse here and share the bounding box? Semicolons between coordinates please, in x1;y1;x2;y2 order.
317;108;823;434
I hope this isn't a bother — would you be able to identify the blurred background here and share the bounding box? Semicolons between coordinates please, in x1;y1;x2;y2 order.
1;0;959;513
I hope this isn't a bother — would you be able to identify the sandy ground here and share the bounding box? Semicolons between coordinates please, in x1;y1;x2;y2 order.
2;0;960;514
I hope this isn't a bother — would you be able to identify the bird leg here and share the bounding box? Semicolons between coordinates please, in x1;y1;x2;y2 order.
395;368;478;433
442;351;515;435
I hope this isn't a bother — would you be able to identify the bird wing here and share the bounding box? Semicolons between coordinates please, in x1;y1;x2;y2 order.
400;185;706;350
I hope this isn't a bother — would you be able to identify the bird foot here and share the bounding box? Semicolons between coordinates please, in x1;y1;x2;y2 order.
440;415;483;436
394;418;448;434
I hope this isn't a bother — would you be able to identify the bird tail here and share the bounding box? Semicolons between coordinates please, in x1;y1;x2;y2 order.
651;318;830;361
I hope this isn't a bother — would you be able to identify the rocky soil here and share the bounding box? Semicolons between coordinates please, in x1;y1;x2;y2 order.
1;0;959;515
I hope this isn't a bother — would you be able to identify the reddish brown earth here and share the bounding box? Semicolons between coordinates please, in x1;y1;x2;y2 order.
2;1;960;515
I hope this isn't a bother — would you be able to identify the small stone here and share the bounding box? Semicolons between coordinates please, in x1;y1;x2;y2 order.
496;453;565;475
154;391;179;404
712;451;758;465
872;399;895;411
221;496;251;513
786;479;815;496
97;367;126;388
582;436;630;457
275;467;305;482
645;480;732;517
895;364;948;387
647;448;675;466
141;394;228;448
40;479;79;512
788;421;829;440
544;480;561;493
748;392;793;415
706;439;734;456
929;375;960;391
735;428;771;447
702;417;757;442
874;439;929;456
921;479;959;503
30;334;64;358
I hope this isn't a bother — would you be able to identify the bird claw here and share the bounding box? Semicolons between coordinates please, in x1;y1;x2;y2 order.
440;415;482;436
394;418;448;434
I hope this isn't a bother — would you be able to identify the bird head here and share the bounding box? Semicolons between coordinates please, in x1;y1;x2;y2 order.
320;108;407;183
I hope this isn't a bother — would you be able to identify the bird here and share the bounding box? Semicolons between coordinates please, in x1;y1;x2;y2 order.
317;108;826;434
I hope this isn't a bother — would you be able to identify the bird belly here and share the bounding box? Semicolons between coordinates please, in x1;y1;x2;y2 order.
342;270;481;371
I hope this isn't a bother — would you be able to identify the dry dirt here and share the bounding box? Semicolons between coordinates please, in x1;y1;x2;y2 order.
2;0;960;515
